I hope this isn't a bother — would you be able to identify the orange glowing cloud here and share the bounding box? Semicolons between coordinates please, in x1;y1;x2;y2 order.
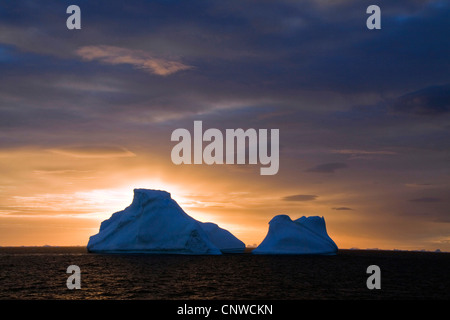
76;45;193;76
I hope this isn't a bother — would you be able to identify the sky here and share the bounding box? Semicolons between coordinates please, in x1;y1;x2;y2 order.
0;0;449;251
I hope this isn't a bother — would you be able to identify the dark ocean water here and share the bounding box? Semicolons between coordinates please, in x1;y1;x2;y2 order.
0;247;449;300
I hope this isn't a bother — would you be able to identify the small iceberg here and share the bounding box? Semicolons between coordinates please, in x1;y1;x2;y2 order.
252;215;338;255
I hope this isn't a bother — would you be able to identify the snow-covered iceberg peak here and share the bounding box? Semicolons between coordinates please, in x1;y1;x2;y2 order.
252;215;338;255
87;189;224;254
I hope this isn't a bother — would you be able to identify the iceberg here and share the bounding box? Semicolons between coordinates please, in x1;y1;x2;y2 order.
87;189;244;255
201;222;245;253
252;215;338;255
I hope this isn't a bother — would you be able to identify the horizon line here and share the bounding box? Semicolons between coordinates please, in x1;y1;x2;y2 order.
0;245;448;253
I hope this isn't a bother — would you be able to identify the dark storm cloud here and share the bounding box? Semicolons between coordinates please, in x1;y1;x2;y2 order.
0;0;449;151
1;0;449;94
389;85;450;116
282;195;318;201
305;163;348;173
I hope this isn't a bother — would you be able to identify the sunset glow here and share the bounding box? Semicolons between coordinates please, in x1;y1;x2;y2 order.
0;1;449;252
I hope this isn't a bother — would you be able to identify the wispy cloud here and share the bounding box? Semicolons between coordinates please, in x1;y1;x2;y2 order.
305;162;347;173
282;194;318;201
332;207;353;210
47;146;136;158
409;197;442;203
332;149;397;155
76;45;192;76
404;183;434;188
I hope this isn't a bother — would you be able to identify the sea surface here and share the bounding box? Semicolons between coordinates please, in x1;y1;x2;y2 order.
0;247;448;300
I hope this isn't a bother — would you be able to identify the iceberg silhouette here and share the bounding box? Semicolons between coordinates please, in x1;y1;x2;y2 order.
201;222;245;253
87;189;244;254
252;215;338;255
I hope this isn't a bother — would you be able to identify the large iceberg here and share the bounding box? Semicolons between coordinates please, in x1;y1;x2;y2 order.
87;189;244;254
201;222;245;253
252;215;338;255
